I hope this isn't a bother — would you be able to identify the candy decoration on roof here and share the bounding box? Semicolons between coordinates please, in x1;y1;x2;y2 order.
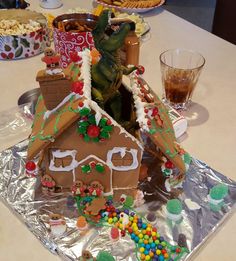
41;48;63;75
25;161;38;177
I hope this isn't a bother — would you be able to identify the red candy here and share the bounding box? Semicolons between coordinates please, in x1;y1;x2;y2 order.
78;101;84;107
87;125;100;138
25;161;36;171
72;81;84;93
136;65;145;75
176;248;181;253
90;161;96;168
165;161;175;169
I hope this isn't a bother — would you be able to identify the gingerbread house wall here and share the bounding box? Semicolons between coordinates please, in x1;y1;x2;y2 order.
44;122;142;190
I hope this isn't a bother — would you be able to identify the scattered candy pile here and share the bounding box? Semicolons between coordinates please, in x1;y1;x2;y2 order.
76;196;188;261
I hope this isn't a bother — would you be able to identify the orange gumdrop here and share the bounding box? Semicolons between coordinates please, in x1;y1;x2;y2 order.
76;216;87;229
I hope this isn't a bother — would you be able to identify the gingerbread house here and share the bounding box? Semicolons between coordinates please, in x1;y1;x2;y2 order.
27;49;190;196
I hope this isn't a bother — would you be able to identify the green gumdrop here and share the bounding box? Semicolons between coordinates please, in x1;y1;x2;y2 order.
166;199;182;215
96;251;115;261
210;184;228;200
81;165;91;173
124;195;134;207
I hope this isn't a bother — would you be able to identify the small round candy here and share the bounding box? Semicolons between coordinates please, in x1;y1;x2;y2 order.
140;247;145;253
131;233;136;239
176;248;181;253
149;251;154;257
139;233;144;239
144;235;149;240
157;244;163;250
148;238;153;244
145;255;151;261
144;240;149;245
159;255;164;261
113;217;118;223
152;231;157;237
151;243;156;248
129;216;134;222
140;253;146;260
161;241;166;247
104;216;108;221
144;250;149;255
139;239;144;244
135;236;140;243
145;244;151;250
156;249;161;255
164;253;168;259
108;218;113;224
146;227;151;232
130;212;135;217
142;223;147;229
142;229;147;234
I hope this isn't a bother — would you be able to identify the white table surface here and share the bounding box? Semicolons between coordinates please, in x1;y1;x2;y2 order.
1;1;236;260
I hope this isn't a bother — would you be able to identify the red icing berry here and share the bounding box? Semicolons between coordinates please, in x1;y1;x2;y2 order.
137;65;145;75
176;248;181;253
78;90;84;95
152;107;159;117
8;52;14;59
72;81;84;93
147;120;151;126
107;119;112;125
78;101;84;107
70;51;82;63
26;161;36;171
87;125;100;138
1;52;7;59
165;161;174;169
144;108;149;113
79;134;84;138
100;138;105;142
90;161;96;168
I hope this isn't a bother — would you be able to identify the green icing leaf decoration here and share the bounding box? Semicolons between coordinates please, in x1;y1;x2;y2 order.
149;129;156;135
15;46;23;58
95;164;105;173
20;38;30;48
88;114;96;125
100;130;109;139
79;107;90;116
78;126;87;134
99;118;107;127
83;134;90;142
81;164;91;173
103;125;113;132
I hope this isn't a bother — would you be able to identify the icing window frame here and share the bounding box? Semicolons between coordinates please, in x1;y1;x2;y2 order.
106;147;139;171
49;149;78;172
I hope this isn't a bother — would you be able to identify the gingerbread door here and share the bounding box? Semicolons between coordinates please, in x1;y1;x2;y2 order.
74;155;112;195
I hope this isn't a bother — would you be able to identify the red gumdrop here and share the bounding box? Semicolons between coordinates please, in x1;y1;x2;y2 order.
110;227;120;240
26;161;36;171
90;161;96;168
165;161;175;169
87;125;100;138
70;51;82;63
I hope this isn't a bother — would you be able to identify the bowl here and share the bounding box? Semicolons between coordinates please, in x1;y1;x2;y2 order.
0;9;50;60
52;13;98;68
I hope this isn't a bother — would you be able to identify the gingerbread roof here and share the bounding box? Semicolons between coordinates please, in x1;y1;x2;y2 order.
27;93;143;160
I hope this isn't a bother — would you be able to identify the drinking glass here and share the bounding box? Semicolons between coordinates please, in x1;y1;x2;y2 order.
160;49;205;110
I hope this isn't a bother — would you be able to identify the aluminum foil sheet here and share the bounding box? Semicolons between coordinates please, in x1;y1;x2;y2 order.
0;139;236;260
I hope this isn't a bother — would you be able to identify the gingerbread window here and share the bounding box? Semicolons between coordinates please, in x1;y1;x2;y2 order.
106;147;139;171
49;149;78;172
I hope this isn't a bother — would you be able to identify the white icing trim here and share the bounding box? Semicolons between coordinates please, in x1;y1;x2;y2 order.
106;147;139;171
78;49;91;99
43;93;81;120
184;198;201;210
